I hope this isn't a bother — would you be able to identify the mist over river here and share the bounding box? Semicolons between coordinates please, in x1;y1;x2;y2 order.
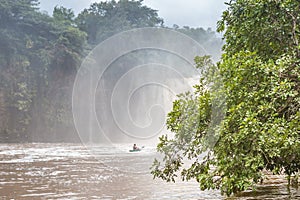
0;143;299;199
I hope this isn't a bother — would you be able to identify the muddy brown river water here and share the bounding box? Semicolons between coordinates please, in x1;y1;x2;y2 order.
0;143;299;199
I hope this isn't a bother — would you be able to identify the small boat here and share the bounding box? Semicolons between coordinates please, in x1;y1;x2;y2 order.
129;149;141;152
129;146;144;152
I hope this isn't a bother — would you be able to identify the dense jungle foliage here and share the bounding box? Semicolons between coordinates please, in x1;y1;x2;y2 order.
151;0;300;196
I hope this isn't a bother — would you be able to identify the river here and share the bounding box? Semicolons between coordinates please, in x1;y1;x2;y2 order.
0;143;299;199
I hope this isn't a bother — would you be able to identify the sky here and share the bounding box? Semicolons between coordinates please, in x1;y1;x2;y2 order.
38;0;228;31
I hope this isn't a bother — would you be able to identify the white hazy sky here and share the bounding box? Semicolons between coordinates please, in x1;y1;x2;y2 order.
39;0;228;30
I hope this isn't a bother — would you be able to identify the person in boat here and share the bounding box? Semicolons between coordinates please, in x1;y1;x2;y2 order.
133;144;139;150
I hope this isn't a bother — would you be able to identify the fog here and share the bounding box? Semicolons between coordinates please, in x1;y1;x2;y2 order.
0;0;223;143
72;28;208;145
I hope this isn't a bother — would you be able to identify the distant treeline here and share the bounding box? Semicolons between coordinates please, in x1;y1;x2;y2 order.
0;0;222;142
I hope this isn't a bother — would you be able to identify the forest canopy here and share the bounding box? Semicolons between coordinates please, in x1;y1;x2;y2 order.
151;0;300;196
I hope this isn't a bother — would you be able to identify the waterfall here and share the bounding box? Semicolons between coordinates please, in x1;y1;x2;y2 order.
72;28;206;146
